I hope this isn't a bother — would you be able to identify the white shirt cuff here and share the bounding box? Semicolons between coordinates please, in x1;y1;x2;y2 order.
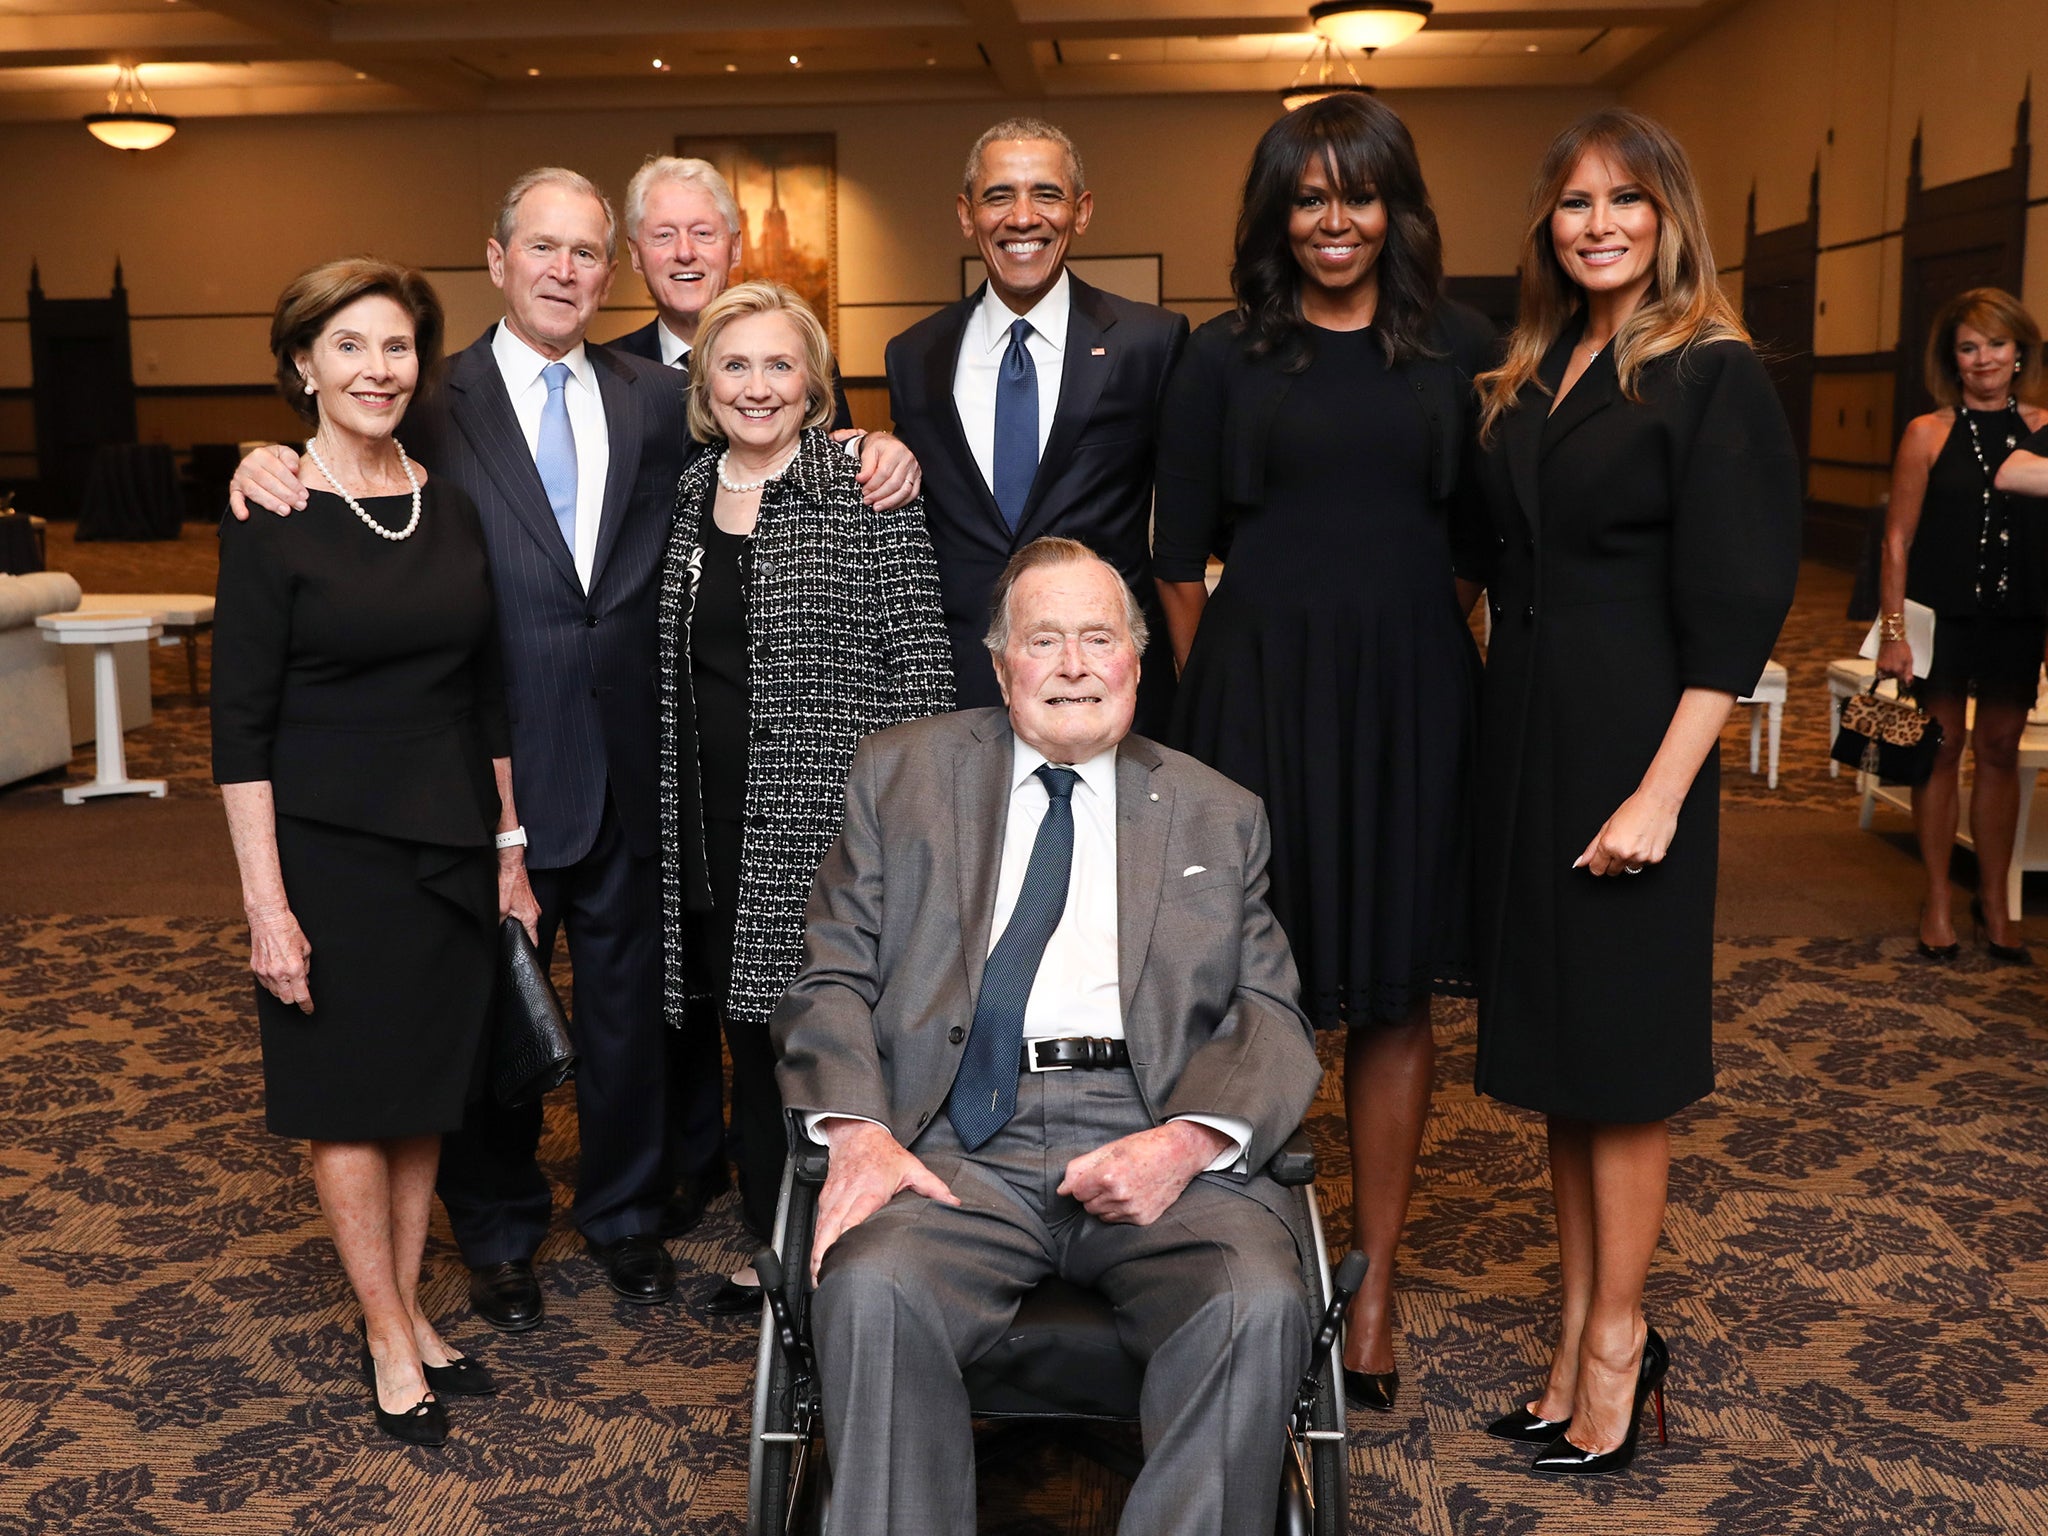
1171;1113;1252;1174
801;1110;884;1145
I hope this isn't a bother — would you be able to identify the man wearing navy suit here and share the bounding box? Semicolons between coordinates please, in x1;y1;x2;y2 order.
610;155;858;431
885;119;1188;734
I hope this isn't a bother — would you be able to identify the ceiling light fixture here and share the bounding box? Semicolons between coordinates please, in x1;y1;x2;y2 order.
1308;1;1432;55
1278;37;1373;111
83;63;178;151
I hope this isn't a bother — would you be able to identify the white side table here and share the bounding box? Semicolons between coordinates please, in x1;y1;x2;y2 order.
37;611;168;804
75;592;216;697
1738;660;1788;788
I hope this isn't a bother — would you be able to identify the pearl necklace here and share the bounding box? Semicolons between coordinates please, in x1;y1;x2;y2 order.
1960;395;2021;608
304;437;421;541
717;446;798;495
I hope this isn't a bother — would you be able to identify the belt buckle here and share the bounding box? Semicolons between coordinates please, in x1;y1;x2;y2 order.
1025;1041;1072;1073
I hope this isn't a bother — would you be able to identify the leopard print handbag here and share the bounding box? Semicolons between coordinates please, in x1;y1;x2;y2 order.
1829;683;1944;787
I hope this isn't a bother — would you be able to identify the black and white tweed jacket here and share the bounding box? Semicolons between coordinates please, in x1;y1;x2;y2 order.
657;427;955;1031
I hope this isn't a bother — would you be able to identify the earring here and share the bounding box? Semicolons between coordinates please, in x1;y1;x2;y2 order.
302;379;316;395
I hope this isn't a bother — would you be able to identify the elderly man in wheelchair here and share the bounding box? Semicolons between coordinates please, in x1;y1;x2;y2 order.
753;540;1353;1535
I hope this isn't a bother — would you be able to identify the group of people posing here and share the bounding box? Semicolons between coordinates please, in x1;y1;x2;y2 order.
212;95;1808;1521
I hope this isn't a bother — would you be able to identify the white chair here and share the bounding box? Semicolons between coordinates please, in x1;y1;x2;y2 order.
0;570;83;788
1738;660;1788;788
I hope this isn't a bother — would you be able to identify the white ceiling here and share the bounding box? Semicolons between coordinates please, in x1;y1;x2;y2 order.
0;1;1744;121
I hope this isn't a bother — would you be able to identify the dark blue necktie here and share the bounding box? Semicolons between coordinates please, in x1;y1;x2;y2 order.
949;764;1077;1152
992;317;1038;531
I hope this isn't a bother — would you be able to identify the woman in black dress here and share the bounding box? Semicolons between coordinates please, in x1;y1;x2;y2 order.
213;259;537;1446
1468;109;1800;1475
1153;95;1494;1411
1876;287;2047;962
655;282;953;1312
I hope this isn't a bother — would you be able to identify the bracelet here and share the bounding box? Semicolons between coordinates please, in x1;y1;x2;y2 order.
494;826;527;850
1878;612;1907;642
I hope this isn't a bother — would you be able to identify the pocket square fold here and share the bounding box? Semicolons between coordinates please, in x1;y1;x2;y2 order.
1182;864;1207;877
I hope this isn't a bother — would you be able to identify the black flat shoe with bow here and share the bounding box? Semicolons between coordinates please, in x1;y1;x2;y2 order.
359;1339;448;1448
1530;1326;1668;1477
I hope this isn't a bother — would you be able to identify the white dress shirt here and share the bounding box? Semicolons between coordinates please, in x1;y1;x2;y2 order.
491;321;611;591
953;269;1068;497
655;319;690;369
807;736;1251;1174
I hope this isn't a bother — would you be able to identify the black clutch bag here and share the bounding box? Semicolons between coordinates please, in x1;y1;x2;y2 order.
492;918;577;1108
1830;682;1944;787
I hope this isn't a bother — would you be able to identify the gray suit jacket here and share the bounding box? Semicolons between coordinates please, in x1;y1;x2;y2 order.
773;707;1321;1221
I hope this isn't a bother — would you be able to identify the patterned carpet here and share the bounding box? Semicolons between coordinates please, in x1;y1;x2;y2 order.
1;529;2043;1534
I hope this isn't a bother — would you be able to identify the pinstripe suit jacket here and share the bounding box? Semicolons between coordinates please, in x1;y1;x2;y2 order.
405;325;695;869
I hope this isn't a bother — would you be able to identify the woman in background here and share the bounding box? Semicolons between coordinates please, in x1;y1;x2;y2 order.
214;258;537;1446
1875;287;2046;963
657;281;954;1314
1152;94;1495;1413
1468;109;1800;1475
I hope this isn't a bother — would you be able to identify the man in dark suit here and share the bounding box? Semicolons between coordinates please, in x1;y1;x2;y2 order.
885;119;1189;734
611;154;861;431
775;538;1323;1535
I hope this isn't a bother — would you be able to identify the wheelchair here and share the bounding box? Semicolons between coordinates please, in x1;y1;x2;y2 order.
747;1124;1356;1536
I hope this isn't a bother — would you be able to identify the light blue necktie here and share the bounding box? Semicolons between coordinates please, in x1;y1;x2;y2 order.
537;360;578;553
949;765;1077;1152
992;317;1038;532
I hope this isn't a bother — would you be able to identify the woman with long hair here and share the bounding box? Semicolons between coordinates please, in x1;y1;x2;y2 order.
1875;288;2046;962
1467;109;1800;1474
1152;94;1496;1412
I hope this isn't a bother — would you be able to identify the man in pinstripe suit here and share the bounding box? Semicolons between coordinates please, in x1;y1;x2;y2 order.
231;168;924;1329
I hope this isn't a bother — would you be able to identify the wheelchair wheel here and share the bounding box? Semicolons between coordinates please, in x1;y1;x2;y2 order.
1301;1193;1347;1536
749;1155;831;1536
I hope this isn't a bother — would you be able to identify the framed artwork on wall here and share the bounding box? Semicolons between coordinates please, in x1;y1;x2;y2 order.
675;132;837;344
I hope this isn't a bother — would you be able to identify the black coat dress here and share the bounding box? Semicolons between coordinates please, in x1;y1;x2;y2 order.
1471;321;1801;1122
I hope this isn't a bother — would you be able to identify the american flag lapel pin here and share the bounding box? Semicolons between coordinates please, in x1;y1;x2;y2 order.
1091;346;1107;356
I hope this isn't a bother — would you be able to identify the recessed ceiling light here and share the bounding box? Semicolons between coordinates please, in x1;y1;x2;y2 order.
527;67;540;76
1108;52;1121;60
725;63;737;72
789;54;801;67
354;71;367;80
651;57;663;69
1524;43;1539;52
926;57;937;66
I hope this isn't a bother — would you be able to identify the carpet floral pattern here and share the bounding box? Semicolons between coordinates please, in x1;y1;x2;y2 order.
0;915;2042;1534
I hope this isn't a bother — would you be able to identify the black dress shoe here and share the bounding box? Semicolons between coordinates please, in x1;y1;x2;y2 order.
423;1354;497;1397
1486;1405;1573;1444
467;1260;544;1332
1342;1369;1399;1413
704;1278;764;1315
1531;1326;1669;1477
359;1340;448;1447
1972;898;2034;964
588;1234;677;1304
659;1162;732;1238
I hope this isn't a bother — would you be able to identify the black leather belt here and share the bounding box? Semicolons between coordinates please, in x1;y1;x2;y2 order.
1021;1036;1130;1073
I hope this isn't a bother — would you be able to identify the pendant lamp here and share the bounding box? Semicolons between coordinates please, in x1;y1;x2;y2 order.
1307;2;1433;54
1279;39;1374;111
84;65;178;152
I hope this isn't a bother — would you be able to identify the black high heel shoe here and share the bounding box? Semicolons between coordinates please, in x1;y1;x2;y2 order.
1485;1404;1573;1444
1917;905;1960;961
1341;1367;1399;1413
423;1352;497;1397
1971;898;2033;965
1529;1326;1667;1477
359;1339;449;1447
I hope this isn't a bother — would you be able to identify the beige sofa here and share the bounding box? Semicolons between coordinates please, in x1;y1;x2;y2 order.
0;570;83;787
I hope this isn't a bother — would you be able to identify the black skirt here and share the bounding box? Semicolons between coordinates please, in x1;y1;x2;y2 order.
258;814;496;1140
1913;614;2048;709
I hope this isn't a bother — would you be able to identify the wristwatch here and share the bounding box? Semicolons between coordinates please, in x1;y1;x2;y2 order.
494;826;528;850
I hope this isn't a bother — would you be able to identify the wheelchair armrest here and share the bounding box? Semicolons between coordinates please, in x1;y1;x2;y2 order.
1264;1128;1316;1187
792;1124;831;1186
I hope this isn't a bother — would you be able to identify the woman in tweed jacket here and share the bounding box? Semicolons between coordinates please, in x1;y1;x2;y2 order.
657;282;954;1310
